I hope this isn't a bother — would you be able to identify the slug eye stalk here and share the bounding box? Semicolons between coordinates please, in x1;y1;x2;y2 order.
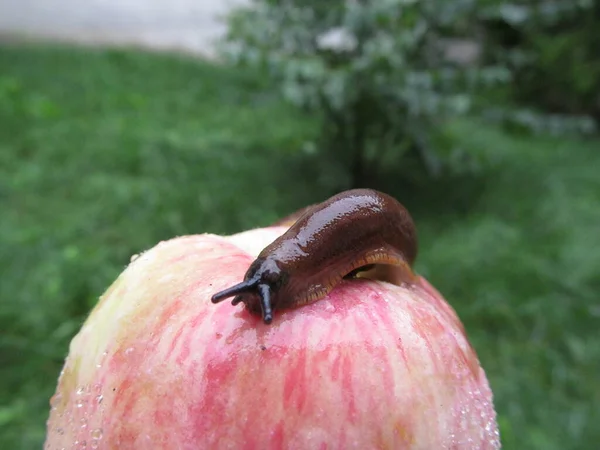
211;278;257;303
257;283;273;324
211;278;273;324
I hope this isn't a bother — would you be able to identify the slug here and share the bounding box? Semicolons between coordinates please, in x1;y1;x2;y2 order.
211;189;418;324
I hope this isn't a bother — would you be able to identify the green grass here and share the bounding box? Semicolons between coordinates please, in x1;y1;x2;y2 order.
1;43;599;449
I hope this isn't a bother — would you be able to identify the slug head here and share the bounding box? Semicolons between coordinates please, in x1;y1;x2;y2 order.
211;258;288;324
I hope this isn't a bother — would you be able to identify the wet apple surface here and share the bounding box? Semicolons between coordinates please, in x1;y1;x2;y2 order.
45;228;500;449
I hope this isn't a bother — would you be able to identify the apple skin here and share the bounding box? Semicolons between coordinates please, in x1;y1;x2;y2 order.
45;227;500;449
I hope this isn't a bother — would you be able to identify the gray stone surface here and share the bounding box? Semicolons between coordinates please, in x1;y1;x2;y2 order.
0;0;248;56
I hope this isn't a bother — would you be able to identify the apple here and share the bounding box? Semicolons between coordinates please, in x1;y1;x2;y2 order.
45;226;500;449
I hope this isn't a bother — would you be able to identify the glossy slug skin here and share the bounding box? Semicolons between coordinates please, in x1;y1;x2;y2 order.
211;189;418;324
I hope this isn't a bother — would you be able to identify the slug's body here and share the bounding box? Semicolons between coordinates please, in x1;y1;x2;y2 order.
211;189;418;324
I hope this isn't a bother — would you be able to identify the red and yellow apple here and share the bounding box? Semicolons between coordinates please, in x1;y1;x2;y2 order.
45;226;500;449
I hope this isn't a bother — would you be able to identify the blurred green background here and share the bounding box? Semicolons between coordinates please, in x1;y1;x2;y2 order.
1;1;599;449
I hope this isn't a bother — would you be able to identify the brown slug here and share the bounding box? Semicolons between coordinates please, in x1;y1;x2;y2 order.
211;189;418;324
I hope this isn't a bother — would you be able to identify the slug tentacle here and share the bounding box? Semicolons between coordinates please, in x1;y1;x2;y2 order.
230;295;244;306
211;278;259;304
211;279;274;324
211;189;418;325
258;284;273;324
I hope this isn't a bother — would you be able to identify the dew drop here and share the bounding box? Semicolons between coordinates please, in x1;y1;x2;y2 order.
93;383;102;394
96;394;103;404
91;428;103;440
130;253;140;262
125;347;134;355
76;387;85;396
80;417;87;428
50;393;62;408
75;399;86;408
90;441;99;449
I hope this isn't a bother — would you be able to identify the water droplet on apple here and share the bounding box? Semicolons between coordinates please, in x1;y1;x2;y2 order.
50;393;62;409
91;428;103;440
130;253;140;262
158;273;174;283
80;417;87;428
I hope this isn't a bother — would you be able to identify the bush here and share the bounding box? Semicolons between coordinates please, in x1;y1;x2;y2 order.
222;0;511;188
479;0;600;126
